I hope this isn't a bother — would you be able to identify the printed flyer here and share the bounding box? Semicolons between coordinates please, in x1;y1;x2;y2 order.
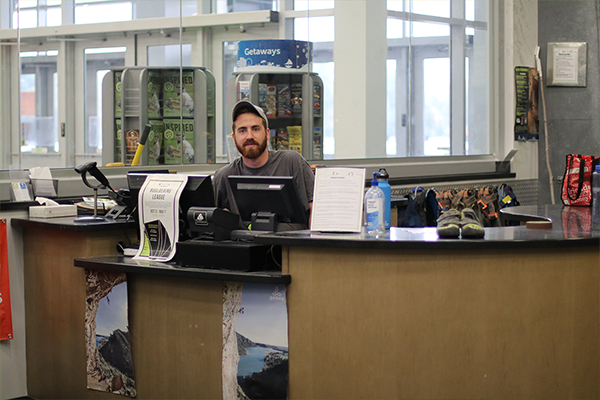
133;174;188;262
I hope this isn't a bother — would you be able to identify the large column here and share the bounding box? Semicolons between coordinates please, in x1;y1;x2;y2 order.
334;0;387;159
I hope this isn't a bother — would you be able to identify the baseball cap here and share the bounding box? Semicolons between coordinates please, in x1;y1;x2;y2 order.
232;100;269;129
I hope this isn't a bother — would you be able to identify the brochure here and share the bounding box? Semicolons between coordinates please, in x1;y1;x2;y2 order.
133;174;188;262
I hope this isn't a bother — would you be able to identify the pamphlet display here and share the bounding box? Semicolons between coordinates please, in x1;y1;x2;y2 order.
10;182;33;202
310;166;366;233
133;175;188;262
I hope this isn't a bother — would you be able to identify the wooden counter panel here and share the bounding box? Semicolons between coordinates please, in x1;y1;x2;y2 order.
23;228;134;399
285;246;600;400
128;274;222;398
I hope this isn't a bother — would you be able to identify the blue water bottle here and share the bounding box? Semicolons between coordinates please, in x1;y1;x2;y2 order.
377;168;391;230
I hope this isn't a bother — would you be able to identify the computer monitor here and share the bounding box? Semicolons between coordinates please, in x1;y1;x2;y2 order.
127;171;215;239
227;175;309;232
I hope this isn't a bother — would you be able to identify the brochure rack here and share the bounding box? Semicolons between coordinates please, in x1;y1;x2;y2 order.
102;66;216;166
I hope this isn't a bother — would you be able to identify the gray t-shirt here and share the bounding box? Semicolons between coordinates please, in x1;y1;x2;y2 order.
213;150;314;229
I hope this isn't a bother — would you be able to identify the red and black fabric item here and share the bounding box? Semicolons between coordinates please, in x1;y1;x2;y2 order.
561;154;600;206
0;220;13;341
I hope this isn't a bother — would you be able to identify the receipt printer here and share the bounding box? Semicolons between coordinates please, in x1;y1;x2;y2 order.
187;207;240;241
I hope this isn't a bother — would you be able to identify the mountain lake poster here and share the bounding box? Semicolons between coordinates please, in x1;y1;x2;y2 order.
85;270;136;397
222;282;289;400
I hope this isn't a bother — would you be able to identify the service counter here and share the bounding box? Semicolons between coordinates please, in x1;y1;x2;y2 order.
13;205;600;399
11;216;288;399
250;205;600;399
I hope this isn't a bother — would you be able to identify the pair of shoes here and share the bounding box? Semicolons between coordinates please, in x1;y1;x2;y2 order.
436;208;485;239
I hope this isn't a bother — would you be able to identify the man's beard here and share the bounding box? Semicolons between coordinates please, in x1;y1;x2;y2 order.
236;138;267;160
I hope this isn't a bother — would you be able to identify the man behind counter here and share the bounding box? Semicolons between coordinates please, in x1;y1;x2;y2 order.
212;100;314;230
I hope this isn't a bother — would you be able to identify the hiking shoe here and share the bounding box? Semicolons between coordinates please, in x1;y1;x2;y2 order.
460;208;485;239
436;209;461;238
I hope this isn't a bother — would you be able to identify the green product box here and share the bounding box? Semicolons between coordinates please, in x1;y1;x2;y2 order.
163;119;195;165
115;71;122;117
147;120;164;165
115;119;122;163
147;71;162;119
163;71;194;118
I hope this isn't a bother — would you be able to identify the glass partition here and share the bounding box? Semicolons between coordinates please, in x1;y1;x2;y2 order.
2;0;491;171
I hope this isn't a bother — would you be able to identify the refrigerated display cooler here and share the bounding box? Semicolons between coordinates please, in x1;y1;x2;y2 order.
102;66;216;166
227;40;323;161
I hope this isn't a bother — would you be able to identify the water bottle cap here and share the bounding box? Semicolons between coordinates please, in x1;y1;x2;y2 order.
596;165;600;173
371;172;379;186
378;168;389;180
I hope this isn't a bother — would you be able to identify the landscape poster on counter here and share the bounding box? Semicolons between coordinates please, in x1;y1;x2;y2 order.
133;174;188;262
85;270;135;397
222;282;289;400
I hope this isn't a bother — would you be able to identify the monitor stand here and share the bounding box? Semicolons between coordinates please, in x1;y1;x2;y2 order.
251;211;278;231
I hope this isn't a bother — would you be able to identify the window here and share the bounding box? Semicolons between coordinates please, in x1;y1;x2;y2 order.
83;47;125;161
215;0;276;13
74;0;198;23
20;51;59;155
385;0;488;157
288;0;488;159
2;0;496;172
11;0;62;28
294;15;334;157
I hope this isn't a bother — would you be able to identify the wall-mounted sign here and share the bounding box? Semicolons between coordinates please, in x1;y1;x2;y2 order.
237;40;313;72
547;42;587;87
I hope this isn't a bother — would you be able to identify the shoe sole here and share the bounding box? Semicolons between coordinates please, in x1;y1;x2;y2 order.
461;223;485;239
437;224;460;238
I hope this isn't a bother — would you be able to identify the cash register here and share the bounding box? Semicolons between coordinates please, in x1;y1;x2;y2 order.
175;175;309;271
